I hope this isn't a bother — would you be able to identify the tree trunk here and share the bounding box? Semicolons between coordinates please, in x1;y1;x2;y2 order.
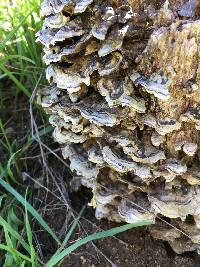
37;0;200;254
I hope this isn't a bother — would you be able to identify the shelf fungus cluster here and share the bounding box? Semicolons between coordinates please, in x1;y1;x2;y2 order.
37;0;200;254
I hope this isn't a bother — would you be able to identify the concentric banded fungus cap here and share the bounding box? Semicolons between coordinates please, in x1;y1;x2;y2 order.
37;0;200;254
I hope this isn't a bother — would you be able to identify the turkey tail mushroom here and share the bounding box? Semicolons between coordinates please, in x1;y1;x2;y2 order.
37;0;200;254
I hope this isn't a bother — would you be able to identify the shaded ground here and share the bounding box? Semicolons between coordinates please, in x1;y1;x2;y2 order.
44;189;200;267
64;218;200;267
34;180;200;267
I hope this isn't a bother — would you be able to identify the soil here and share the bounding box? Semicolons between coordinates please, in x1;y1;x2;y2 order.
36;185;200;267
64;218;200;267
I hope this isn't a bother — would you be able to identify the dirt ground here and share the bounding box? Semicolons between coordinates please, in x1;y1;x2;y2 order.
64;218;200;267
36;185;200;267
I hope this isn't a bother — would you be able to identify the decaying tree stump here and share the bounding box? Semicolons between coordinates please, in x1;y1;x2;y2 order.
37;0;200;254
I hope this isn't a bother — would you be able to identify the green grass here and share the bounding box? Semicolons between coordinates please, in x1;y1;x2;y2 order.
0;1;154;266
0;0;44;98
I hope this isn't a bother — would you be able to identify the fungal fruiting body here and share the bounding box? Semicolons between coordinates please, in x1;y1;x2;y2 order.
37;0;200;254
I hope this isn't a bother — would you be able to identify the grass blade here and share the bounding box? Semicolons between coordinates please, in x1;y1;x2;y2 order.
0;118;12;155
4;226;15;266
46;219;154;267
25;189;36;267
6;149;21;183
1;55;36;65
0;64;31;97
0;179;61;245
0;10;33;51
55;206;86;256
0;244;32;263
0;215;31;254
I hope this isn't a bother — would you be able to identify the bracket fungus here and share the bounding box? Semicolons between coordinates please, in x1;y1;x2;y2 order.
38;0;200;254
